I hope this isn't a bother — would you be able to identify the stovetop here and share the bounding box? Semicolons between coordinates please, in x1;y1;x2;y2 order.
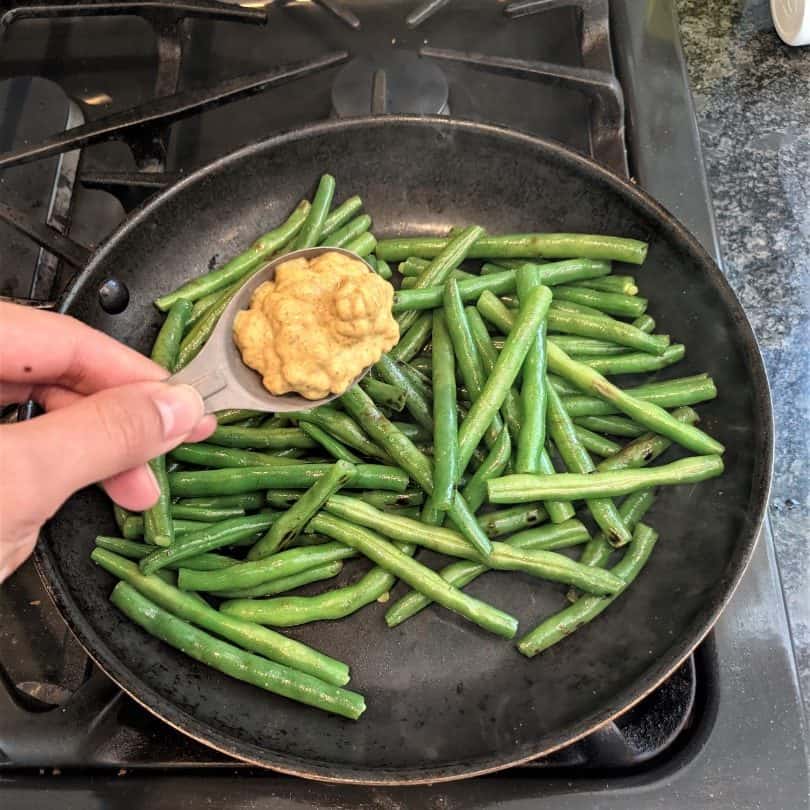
0;1;807;807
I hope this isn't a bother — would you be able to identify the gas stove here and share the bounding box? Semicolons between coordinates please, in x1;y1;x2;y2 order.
0;1;807;807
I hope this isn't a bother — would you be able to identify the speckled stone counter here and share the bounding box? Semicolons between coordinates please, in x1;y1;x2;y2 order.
677;0;810;718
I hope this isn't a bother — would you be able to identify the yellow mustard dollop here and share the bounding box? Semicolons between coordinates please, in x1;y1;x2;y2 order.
233;251;399;400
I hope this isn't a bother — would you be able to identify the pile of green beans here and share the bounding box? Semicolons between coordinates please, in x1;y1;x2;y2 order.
95;179;725;721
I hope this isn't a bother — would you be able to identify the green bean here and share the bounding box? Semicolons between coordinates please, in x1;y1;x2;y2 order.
400;276;418;290
375;354;433;430
549;307;669;355
392;421;432;443
475;289;516;334
343;232;376;257
386;520;590;626
394;259;606;315
569;276;638;296
546;385;631;546
168;463;408;497
323;496;619;594
359;377;407;413
265;489;304;509
297;422;361;463
397;225;485;334
495;258;612;285
249;461;355;560
309;512;517;638
398;257;430;276
140;513;277;574
394;270;514;313
466;308;522;441
144;300;194;546
458;285;552;473
574;415;646;437
599;407;700;472
238;415;268;429
396;360;433;402
518;523;658;657
122;517;213;540
151;299;192;370
340;385;493;557
572;344;685;375
548;373;583;396
319;214;371;248
155;201;310;310
175;282;241;369
572;425;621;458
431;311;458;511
374;258;392;280
443;280;504;449
358;490;425;509
575;490;656;574
552;285;647;318
170;443;302;469
442;491;495;557
488;455;724;503
169;504;245;521
389;312;433;363
207;426;316;450
95;536;238;570
376;234;648;264
95;549;351;687
534;448;577;523
186;282;237;331
546;336;631;357
482;310;573;523
477;503;549;538
215;409;263;426
479;262;508;275
291;174;335;249
460;428;511;513
112;504;131;533
340;386;434;489
560;374;716;417
178;493;266;510
222;543;416;627
633;313;656;333
548;345;722;454
209;561;344;599
320;195;363;239
178;542;357;592
291;406;391;462
109;581;364;718
514;266;549;474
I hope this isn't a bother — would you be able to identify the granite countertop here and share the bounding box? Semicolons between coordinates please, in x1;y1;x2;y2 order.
678;0;810;720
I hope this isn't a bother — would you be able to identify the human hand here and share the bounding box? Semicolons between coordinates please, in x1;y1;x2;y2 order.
0;303;217;582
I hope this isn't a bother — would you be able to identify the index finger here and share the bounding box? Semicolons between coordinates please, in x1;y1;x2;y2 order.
0;302;167;393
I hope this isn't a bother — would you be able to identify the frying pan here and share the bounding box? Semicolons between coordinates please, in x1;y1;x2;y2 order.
33;116;772;783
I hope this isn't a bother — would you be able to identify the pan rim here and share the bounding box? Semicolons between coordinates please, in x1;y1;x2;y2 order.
38;114;773;783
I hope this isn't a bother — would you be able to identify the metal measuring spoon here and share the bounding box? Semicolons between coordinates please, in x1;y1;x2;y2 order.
168;246;375;412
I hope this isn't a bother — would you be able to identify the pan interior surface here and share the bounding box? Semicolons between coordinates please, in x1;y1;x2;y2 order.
39;117;771;783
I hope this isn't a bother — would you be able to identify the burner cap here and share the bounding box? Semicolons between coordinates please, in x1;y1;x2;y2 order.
332;51;449;117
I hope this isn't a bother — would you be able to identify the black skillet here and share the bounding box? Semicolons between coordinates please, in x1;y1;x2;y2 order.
32;116;772;783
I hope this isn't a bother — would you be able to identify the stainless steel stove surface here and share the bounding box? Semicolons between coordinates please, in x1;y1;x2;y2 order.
0;1;807;807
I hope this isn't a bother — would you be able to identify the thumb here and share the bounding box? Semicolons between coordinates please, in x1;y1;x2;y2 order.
7;381;208;520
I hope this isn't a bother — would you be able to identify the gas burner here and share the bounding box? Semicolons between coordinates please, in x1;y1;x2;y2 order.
331;51;449;117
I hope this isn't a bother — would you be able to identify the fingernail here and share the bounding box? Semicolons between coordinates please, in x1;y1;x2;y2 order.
152;384;205;440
